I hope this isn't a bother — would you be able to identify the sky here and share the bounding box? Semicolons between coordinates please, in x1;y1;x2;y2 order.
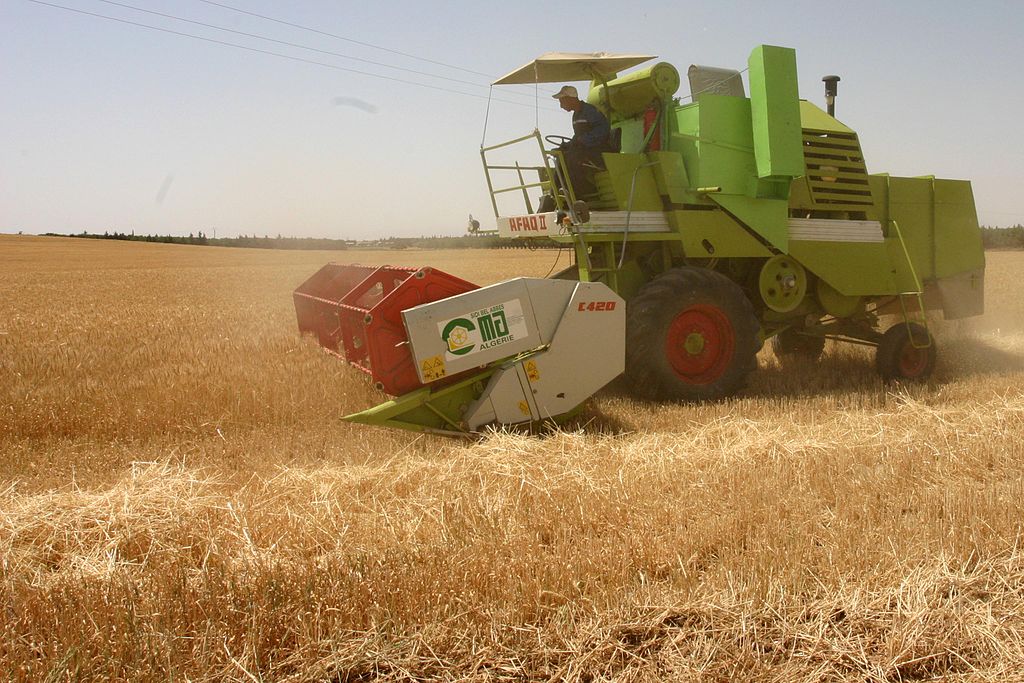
2;0;1023;239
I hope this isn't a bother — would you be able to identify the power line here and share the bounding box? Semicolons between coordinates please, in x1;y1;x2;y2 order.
23;0;544;109
191;0;546;101
193;0;497;80
92;0;538;98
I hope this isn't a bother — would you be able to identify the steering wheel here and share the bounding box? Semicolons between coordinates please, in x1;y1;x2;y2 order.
545;134;573;148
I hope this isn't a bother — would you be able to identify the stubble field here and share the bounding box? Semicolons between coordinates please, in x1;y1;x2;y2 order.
3;235;1024;681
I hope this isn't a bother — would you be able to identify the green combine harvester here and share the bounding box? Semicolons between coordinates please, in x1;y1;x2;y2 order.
294;45;985;435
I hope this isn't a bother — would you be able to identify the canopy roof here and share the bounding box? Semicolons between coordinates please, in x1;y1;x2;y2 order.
492;52;656;86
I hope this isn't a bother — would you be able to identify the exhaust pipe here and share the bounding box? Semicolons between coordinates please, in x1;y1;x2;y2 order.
822;74;840;117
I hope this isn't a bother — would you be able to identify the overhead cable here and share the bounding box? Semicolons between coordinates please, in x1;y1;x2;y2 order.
93;0;537;98
194;0;497;79
24;0;542;109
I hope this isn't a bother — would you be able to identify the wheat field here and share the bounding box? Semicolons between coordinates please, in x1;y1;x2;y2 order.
3;234;1024;681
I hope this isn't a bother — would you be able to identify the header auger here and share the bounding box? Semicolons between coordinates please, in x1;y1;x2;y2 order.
295;45;985;435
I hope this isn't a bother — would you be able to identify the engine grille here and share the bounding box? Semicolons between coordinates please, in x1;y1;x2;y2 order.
801;128;875;212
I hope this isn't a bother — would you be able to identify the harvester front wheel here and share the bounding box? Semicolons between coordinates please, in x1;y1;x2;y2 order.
875;322;936;382
771;328;825;364
626;267;760;401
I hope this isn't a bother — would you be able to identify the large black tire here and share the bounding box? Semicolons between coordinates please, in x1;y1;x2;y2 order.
771;328;825;364
875;322;936;381
625;267;761;401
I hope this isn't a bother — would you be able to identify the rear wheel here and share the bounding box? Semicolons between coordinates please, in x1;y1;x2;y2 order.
771;328;825;364
626;267;761;401
875;322;936;381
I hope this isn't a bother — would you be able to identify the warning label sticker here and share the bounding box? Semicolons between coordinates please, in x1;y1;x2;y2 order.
524;359;540;383
420;354;446;382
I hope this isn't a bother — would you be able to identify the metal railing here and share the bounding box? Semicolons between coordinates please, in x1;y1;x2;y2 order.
480;130;570;217
890;219;932;349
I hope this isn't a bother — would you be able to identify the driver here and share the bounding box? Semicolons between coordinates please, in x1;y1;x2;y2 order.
552;85;612;196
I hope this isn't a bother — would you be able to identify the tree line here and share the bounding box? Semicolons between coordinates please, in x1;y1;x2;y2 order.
41;226;1024;250
43;231;519;250
980;225;1024;249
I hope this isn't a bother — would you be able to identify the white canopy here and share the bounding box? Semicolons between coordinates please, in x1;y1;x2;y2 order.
492;52;656;86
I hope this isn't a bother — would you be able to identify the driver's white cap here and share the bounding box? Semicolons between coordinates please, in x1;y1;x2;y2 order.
551;85;578;100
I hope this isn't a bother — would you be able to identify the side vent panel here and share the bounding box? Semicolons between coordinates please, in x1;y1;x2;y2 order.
802;129;875;212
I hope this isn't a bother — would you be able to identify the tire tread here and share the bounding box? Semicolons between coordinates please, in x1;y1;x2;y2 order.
625;267;760;401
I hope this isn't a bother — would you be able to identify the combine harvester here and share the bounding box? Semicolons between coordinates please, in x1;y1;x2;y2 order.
294;45;985;436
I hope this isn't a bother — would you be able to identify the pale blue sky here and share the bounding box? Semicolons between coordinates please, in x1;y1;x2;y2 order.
2;0;1022;238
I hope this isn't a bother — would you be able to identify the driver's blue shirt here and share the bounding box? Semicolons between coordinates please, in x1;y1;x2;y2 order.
572;102;611;149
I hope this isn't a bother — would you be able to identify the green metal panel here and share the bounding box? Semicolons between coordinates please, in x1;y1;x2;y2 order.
591;171;623;209
343;370;497;435
868;175;890;231
607;258;649;300
748;46;804;182
933;179;984;278
671;210;773;258
788;175;814;208
670;92;794;250
712;194;790;252
670;103;702;188
871;175;983;287
887;176;935;281
648;151;690;203
788;241;898;296
884;237;922;293
695;95;756;196
798;100;855;135
602;153;664;211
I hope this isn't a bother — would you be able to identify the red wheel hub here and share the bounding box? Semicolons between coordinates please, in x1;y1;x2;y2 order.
665;304;735;384
898;341;930;377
